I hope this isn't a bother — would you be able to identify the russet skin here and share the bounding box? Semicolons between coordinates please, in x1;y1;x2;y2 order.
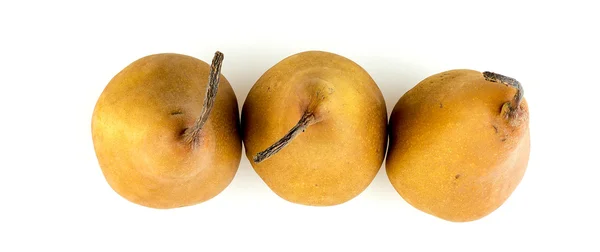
92;52;241;209
386;69;530;222
242;51;388;206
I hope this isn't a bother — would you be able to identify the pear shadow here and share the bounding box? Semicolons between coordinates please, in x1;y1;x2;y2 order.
352;54;431;203
217;47;292;199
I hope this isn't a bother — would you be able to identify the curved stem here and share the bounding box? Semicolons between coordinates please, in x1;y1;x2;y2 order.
253;112;316;163
482;71;524;117
184;51;224;147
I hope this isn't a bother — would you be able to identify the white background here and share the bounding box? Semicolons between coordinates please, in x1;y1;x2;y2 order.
1;0;599;251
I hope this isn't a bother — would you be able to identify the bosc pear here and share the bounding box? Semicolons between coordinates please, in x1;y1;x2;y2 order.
386;69;530;222
242;51;388;206
91;52;241;209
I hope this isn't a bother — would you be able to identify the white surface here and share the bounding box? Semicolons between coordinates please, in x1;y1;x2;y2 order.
1;0;599;251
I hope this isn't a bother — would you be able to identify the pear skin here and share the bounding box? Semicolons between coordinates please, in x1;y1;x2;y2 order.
242;51;387;206
91;52;241;209
386;69;530;222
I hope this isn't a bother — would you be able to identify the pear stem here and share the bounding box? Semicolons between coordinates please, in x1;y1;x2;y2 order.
482;71;524;118
184;51;224;147
253;112;316;163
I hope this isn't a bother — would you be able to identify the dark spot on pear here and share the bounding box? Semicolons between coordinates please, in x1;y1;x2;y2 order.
179;128;189;136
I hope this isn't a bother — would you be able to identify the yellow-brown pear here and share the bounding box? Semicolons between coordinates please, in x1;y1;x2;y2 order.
386;69;530;222
242;51;387;206
91;52;241;209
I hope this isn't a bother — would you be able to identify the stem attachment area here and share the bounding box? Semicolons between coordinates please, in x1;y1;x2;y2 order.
482;71;524;118
253;111;316;163
184;51;224;147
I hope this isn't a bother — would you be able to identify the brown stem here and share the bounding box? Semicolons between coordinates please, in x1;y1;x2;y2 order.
253;112;316;163
184;51;224;147
482;71;524;118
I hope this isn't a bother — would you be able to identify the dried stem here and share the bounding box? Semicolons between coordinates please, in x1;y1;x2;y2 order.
483;71;524;118
253;112;316;163
184;51;224;147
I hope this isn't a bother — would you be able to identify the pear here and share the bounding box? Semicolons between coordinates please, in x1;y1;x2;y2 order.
91;52;241;209
386;69;530;222
242;51;387;206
